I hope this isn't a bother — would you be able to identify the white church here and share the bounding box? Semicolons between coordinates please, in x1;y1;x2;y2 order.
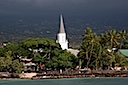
56;15;79;56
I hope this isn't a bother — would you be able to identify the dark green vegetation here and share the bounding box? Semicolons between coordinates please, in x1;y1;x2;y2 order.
0;38;77;73
78;27;128;70
0;28;128;74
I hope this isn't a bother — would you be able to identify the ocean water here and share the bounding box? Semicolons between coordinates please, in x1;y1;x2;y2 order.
0;77;128;85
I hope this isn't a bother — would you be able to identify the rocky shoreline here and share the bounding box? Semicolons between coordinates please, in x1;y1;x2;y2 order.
1;70;128;80
31;70;128;79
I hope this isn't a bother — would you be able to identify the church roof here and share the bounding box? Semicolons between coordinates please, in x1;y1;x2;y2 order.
59;15;65;33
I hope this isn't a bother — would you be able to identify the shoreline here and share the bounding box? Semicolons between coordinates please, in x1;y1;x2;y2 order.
1;70;128;80
31;70;128;79
0;76;128;80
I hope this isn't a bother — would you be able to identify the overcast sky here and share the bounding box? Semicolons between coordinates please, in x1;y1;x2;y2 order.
0;0;128;16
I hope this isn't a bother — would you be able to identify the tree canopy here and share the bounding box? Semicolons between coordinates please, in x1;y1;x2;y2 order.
0;28;128;73
78;27;128;70
0;38;78;73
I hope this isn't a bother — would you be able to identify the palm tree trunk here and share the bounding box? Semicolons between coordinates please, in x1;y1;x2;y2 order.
86;44;94;68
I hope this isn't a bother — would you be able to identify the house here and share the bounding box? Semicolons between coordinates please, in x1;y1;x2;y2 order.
20;57;36;72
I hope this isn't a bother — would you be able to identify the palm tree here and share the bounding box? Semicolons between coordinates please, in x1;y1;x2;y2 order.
105;29;120;49
114;52;128;67
100;30;126;69
119;30;128;48
91;43;103;70
79;27;100;69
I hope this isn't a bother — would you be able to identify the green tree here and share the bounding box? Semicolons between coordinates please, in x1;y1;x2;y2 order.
122;40;128;49
11;59;24;73
119;30;128;49
45;50;77;70
78;27;100;69
114;52;128;68
100;29;128;69
105;29;120;49
90;43;102;70
32;53;45;72
0;51;24;73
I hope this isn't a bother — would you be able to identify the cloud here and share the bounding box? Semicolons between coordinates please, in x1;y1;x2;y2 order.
0;0;128;15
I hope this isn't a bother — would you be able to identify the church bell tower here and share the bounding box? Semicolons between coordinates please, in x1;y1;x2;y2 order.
56;15;68;50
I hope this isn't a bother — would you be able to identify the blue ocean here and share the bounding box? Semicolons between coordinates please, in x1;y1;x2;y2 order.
0;77;128;85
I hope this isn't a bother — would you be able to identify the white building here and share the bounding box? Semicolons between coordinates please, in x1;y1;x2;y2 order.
56;15;79;56
56;15;68;50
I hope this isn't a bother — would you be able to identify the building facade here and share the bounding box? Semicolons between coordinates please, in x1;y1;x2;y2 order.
56;15;68;50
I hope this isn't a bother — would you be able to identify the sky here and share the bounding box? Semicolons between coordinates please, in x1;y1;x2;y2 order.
0;0;128;16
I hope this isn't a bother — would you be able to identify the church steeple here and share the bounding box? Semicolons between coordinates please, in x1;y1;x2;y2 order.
59;14;65;33
56;14;68;50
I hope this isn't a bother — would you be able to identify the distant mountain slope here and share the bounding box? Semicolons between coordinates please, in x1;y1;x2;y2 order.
0;15;128;47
